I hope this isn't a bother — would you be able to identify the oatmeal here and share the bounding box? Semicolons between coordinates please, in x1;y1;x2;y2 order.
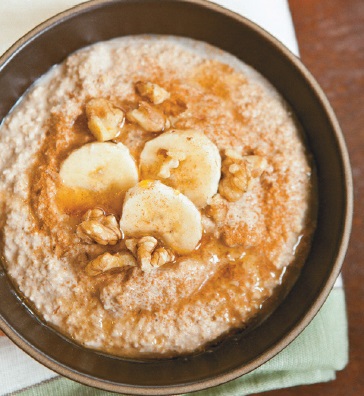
0;36;315;358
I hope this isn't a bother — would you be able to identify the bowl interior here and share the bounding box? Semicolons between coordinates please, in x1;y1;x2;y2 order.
0;0;351;394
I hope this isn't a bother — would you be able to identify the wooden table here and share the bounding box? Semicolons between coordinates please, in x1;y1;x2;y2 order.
261;1;364;395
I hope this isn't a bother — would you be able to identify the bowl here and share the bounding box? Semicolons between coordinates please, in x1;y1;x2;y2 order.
0;0;352;394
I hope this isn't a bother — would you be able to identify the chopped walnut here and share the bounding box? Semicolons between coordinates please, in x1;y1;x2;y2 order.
244;155;269;177
76;209;122;245
137;236;158;271
125;236;175;272
151;247;174;267
219;149;268;202
205;194;228;226
135;81;170;105
83;208;104;221
86;98;125;141
124;238;138;256
85;251;136;276
157;149;187;178
126;101;170;132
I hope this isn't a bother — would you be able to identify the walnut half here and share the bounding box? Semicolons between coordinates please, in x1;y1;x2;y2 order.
125;236;175;272
77;209;122;245
85;251;136;276
86;98;125;142
205;194;228;226
126;101;170;133
219;149;268;202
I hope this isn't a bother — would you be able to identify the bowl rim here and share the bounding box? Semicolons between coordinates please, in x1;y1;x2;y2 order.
0;0;353;394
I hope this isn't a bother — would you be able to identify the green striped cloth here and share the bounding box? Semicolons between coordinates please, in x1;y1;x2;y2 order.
13;288;348;396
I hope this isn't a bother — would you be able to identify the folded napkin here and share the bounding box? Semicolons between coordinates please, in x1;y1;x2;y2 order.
0;289;348;396
0;1;348;395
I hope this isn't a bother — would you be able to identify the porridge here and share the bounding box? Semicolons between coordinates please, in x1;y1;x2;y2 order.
0;36;316;358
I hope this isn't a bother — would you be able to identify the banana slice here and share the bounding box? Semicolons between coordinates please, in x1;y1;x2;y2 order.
140;129;221;208
59;142;138;192
120;180;202;254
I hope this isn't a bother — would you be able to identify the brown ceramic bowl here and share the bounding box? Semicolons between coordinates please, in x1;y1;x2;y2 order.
0;0;352;394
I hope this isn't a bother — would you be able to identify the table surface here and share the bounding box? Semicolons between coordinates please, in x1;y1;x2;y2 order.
261;1;364;395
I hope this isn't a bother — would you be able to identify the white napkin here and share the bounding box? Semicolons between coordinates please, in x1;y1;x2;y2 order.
0;0;298;57
0;1;341;394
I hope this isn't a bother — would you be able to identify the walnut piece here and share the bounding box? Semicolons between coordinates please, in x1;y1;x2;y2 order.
76;209;122;245
126;101;170;132
157;149;187;178
219;149;268;202
85;251;136;276
125;236;175;272
205;194;228;226
86;98;125;141
135;81;170;105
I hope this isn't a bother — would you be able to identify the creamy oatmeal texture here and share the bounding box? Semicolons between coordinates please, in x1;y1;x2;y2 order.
0;36;315;358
